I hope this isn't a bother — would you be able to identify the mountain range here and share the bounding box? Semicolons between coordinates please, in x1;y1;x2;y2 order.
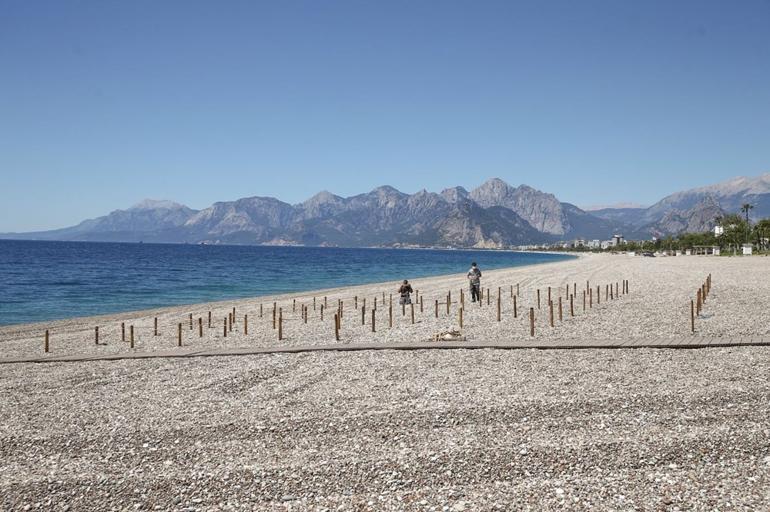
3;173;769;248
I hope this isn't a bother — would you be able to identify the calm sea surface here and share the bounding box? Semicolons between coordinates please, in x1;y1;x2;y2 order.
0;240;574;326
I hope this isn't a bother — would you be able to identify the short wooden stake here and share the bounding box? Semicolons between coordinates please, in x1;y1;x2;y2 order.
389;304;393;328
199;317;203;337
410;302;415;324
189;313;193;330
513;295;518;318
44;329;49;353
371;309;376;332
244;314;248;335
446;293;451;315
435;300;439;318
334;313;339;341
558;296;563;321
95;326;99;345
178;323;182;346
223;318;227;337
570;294;574;317
497;294;501;322
321;304;325;321
361;306;366;326
208;311;211;328
582;290;586;312
537;289;540;309
273;304;277;329
459;307;463;328
420;296;423;312
121;322;125;342
548;286;551;304
154;317;158;336
529;308;535;337
129;325;134;348
278;309;283;340
690;299;695;333
589;288;593;308
260;304;263;317
486;288;490;306
516;283;520;296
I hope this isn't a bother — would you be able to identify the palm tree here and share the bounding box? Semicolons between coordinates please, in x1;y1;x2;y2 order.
740;204;754;244
741;203;754;224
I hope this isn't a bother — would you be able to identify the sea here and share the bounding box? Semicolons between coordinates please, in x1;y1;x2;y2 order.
0;240;574;326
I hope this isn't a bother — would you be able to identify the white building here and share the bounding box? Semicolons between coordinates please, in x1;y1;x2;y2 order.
743;244;753;256
588;240;601;249
714;225;724;237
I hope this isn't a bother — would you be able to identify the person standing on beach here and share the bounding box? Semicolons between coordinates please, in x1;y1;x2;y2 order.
399;280;413;305
467;262;482;302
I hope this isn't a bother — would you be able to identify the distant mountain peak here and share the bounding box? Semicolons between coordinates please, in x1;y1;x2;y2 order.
130;199;189;211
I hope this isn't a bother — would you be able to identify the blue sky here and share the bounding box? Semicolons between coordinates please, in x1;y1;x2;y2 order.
2;0;769;231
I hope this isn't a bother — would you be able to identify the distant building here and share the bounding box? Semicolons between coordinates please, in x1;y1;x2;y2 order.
714;225;724;237
588;240;601;249
743;244;753;256
612;234;625;246
600;240;613;250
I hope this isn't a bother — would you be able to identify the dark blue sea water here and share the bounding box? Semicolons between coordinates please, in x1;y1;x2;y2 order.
0;240;574;326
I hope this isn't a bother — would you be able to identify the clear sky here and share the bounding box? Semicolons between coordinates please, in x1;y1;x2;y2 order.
2;0;770;231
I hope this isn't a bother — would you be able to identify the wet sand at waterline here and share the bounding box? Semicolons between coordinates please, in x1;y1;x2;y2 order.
2;253;769;359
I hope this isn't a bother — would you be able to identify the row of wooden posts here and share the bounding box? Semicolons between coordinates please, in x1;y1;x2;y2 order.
690;274;712;333
41;279;634;352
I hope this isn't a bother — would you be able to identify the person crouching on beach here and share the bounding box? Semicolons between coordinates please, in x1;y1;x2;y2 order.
399;280;413;305
467;262;482;302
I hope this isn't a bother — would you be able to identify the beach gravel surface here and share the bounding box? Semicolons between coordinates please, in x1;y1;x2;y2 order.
2;347;770;510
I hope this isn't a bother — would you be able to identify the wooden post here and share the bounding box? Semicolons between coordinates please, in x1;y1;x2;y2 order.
321;304;324;322
529;308;535;337
121;322;125;342
244;314;248;335
208;311;212;328
389;304;393;328
278;309;283;340
95;326;99;345
410;303;415;324
355;296;359;309
582;290;586;312
374;297;378;310
324;296;327;308
537;289;540;309
154;317;158;336
420;296;423;313
228;313;233;332
513;295;518;318
570;294;574;317
223;317;227;338
486;288;490;306
610;284;614;300
44;330;49;353
363;297;366;311
605;284;609;301
178;323;182;347
549;300;554;327
273;303;277;329
566;283;569;297
402;302;406;317
459;307;463;328
696;289;702;315
497;293;501;322
510;285;513;298
232;307;236;322
313;297;316;311
371;309;376;332
461;289;465;307
446;293;451;315
516;283;520;296
548;286;551;304
303;306;307;324
362;306;366;326
558;296;563;321
597;285;600;304
701;284;706;303
260;304;263;318
589;288;593;308
199;317;203;337
435;300;439;318
690;299;695;333
189;313;193;330
339;300;344;319
334;313;339;341
130;325;134;348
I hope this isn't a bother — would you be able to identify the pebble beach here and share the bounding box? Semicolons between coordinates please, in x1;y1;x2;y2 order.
2;253;770;510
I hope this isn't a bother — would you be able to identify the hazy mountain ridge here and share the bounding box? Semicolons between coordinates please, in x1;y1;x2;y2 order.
4;173;769;247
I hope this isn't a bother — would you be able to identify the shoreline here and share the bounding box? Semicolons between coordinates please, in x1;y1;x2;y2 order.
2;253;769;361
0;252;580;331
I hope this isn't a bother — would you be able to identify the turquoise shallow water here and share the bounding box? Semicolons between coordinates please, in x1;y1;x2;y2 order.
0;240;574;326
